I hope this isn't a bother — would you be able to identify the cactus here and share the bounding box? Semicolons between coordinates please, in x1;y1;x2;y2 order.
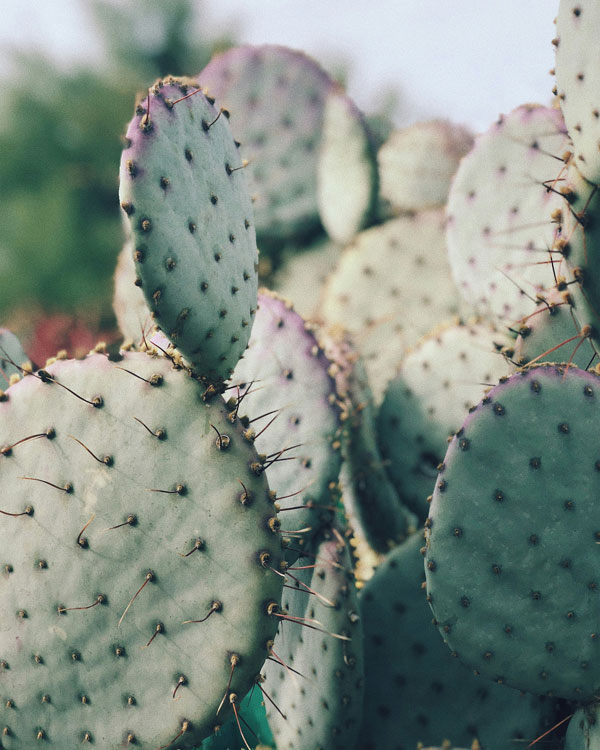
554;0;600;182
446;105;569;323
262;534;364;750
230;290;344;557
377;321;512;519
321;209;462;403
198;45;337;256
424;364;600;701
564;706;600;749
119;76;259;384
0;351;284;747
377;120;473;214
359;533;556;750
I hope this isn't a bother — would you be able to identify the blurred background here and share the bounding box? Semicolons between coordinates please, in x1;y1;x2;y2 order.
0;0;558;362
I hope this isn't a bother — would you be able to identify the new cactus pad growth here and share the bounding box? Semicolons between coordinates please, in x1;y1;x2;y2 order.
0;351;283;747
425;364;600;701
119;76;259;384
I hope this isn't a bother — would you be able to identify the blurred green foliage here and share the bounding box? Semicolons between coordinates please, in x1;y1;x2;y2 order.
0;0;233;319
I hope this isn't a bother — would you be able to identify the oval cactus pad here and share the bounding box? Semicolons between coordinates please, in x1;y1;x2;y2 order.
425;364;600;701
0;351;283;748
119;77;258;384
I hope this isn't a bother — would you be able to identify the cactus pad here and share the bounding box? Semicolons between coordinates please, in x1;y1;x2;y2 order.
446;105;569;323
359;533;555;750
198;45;336;252
0;351;283;747
119;76;258;384
425;364;600;700
555;0;600;182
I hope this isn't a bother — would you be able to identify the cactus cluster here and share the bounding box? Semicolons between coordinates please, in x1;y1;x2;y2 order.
3;3;600;748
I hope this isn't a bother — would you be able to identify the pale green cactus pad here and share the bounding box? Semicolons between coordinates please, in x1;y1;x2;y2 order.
119;76;258;384
0;351;283;748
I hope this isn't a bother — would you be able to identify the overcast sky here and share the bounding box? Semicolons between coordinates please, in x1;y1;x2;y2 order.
1;0;559;132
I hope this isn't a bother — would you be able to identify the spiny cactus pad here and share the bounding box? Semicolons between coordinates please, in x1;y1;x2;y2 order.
198;45;336;252
231;291;343;555
377;120;473;214
119;76;258;384
513;287;596;369
322;209;461;403
328;334;416;552
359;533;555;750
446;105;569;322
263;536;364;750
424;364;600;701
0;351;283;748
377;321;512;519
555;0;600;182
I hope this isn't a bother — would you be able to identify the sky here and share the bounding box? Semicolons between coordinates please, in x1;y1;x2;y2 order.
0;0;559;132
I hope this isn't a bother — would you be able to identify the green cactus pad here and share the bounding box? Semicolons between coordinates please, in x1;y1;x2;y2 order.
446;105;569;323
263;535;364;750
377;120;473;214
231;290;343;555
327;333;416;552
322;209;461;403
0;351;283;748
555;0;600;182
514;287;597;369
377;321;512;519
198;45;337;252
317;89;378;245
359;533;555;750
119;76;258;384
564;705;600;749
0;329;30;387
424;364;600;701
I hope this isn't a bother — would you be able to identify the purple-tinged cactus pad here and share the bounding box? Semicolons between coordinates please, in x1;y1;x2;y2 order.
446;105;569;323
263;535;364;750
0;351;283;748
230;290;343;554
198;45;336;251
555;1;600;183
359;533;556;750
425;364;600;701
119;76;258;384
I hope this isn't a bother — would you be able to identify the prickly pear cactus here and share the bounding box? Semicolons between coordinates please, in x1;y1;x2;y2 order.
263;534;364;750
424;364;600;701
0;351;283;748
377;321;512;519
359;532;557;750
198;45;337;253
231;291;344;556
119;76;259;384
446;105;569;323
555;0;600;182
112;240;154;347
377;120;473;214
